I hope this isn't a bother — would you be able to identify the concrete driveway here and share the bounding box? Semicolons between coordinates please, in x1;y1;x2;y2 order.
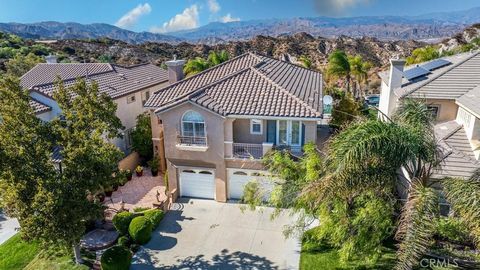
0;211;19;244
132;198;301;270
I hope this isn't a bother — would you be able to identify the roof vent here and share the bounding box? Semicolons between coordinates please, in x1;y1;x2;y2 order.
118;73;126;79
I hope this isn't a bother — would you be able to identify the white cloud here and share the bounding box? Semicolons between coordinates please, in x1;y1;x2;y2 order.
313;0;370;15
150;5;199;33
115;3;152;29
207;0;221;13
220;13;240;23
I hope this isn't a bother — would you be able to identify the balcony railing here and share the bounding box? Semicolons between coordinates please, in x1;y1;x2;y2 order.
233;143;263;159
274;145;303;155
177;135;207;147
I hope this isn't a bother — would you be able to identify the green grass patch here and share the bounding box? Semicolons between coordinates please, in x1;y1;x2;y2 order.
0;233;89;270
0;234;41;270
300;241;396;270
24;249;89;270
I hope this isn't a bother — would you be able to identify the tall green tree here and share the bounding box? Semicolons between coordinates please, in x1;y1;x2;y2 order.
207;50;229;66
131;113;153;161
183;57;211;76
327;50;351;93
0;76;57;241
298;55;313;69
348;55;371;98
0;77;124;263
5;52;44;77
406;46;440;65
329;93;361;129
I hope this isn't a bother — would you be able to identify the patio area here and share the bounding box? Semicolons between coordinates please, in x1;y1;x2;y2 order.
103;169;167;216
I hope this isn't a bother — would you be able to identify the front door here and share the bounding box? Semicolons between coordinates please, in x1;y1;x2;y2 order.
277;120;302;147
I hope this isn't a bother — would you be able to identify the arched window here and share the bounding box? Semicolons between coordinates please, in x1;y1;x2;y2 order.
199;171;213;175
233;171;248;176
181;111;205;137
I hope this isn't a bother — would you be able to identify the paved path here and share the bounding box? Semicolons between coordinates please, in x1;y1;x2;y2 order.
132;198;301;270
0;212;19;244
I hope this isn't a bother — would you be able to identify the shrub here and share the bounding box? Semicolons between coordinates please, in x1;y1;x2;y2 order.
112;212;134;235
143;209;165;228
131;113;153;160
100;246;132;270
435;217;470;243
128;216;153;244
133;207;151;213
117;235;130;247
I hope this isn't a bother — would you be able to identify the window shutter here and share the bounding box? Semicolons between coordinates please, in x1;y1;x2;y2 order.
266;120;276;144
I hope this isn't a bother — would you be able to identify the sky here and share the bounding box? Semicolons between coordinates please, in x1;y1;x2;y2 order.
0;0;479;33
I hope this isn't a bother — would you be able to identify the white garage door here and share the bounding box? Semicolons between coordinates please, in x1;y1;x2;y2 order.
228;169;274;200
179;169;215;199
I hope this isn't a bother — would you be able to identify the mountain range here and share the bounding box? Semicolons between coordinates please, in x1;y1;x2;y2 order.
0;7;479;44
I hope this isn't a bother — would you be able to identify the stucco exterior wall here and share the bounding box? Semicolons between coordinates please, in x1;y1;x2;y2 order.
233;119;266;143
158;102;228;202
303;120;317;143
425;99;458;123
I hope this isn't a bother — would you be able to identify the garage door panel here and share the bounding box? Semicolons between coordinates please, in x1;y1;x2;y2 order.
228;169;274;200
180;170;215;199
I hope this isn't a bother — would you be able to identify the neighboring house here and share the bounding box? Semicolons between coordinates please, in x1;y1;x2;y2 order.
378;51;480;209
21;57;170;154
145;52;323;202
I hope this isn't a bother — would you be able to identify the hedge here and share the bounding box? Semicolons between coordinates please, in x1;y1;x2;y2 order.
113;212;135;235
128;216;153;245
100;246;132;270
143;209;165;229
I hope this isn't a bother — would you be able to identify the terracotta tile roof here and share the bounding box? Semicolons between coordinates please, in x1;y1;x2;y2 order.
21;63;169;99
29;98;51;114
433;121;480;179
456;85;480;118
145;53;323;118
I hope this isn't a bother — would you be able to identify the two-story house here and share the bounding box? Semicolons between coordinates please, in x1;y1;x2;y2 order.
145;52;323;202
378;51;480;199
21;56;169;154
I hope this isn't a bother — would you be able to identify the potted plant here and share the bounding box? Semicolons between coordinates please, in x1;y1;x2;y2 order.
126;169;133;181
148;156;160;177
135;166;143;177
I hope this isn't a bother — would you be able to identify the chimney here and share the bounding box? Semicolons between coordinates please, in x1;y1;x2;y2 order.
388;59;405;90
378;59;406;118
165;55;186;84
45;55;57;64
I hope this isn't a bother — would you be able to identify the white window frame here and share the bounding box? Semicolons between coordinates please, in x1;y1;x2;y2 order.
181;110;206;138
250;119;263;135
276;120;302;146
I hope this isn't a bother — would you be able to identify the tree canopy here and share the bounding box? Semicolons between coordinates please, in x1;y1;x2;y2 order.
0;77;124;249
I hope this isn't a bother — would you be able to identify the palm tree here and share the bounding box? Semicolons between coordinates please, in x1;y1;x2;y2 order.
327;50;352;94
207;50;229;66
298;55;313;69
309;99;480;269
348;55;372;99
183;57;210;76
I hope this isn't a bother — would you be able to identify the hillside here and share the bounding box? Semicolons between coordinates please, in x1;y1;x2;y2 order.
42;33;424;69
0;7;479;44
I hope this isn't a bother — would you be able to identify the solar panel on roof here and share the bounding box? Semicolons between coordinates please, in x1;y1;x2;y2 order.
420;59;451;71
404;66;430;81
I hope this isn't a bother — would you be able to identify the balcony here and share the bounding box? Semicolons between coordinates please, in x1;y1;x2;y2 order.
233;143;263;159
176;135;208;151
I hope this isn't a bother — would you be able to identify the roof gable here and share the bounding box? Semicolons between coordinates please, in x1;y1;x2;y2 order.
145;52;323;118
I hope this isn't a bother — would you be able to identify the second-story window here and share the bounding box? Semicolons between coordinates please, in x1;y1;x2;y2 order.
127;95;136;104
182;110;205;137
250;119;262;135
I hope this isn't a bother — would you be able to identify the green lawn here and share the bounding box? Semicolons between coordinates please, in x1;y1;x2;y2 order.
0;234;41;270
300;241;396;270
0;234;88;270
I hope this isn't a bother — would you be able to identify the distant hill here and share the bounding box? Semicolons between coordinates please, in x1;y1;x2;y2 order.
0;21;181;44
169;7;480;42
0;7;479;44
